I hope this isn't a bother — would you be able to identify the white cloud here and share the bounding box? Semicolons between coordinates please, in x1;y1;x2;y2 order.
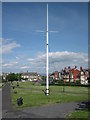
0;38;2;43
20;66;30;69
27;51;88;73
2;61;18;68
84;59;88;62
16;56;20;60
0;38;20;54
2;63;13;67
2;51;88;74
27;58;36;64
27;58;35;61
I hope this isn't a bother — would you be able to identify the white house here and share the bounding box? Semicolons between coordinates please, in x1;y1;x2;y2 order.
2;72;8;80
21;72;41;81
80;70;89;85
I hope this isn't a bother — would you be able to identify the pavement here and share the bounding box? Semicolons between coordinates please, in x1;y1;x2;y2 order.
2;83;14;118
0;89;2;119
2;82;83;118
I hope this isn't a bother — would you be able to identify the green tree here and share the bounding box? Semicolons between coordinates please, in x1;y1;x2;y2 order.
15;73;19;81
6;73;16;82
15;73;22;81
41;76;46;81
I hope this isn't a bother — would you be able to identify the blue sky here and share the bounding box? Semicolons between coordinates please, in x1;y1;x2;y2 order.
2;2;88;74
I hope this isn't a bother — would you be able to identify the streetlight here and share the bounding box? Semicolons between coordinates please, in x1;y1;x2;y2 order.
46;3;49;96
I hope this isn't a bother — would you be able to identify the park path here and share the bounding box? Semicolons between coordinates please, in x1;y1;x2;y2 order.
2;82;14;117
0;89;2;119
2;82;82;118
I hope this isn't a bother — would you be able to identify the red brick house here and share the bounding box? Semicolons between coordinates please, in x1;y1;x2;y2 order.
72;66;80;82
49;66;89;84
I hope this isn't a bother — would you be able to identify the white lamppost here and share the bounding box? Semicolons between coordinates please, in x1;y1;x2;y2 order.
46;3;49;96
46;3;58;95
37;3;58;95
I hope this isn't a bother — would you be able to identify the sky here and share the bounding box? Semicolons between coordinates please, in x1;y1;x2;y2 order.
1;2;88;74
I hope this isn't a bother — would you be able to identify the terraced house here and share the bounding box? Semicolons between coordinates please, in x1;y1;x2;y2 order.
21;72;41;81
49;66;89;85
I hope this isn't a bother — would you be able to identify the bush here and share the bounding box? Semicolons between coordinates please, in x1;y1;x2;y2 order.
76;80;80;84
51;83;88;87
41;79;88;87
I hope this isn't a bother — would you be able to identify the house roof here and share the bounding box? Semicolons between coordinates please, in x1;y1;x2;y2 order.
21;72;39;76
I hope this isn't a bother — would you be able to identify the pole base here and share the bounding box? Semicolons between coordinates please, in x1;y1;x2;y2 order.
46;89;50;96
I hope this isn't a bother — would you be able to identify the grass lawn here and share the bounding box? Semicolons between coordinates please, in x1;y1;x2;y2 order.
67;110;89;119
0;82;6;88
0;83;2;88
11;81;88;109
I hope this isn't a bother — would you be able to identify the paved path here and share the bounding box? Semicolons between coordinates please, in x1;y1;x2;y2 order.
2;83;14;117
20;102;79;118
0;89;2;119
2;83;81;118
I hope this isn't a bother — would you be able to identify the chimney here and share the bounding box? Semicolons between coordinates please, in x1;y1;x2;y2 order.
75;66;77;69
80;66;82;71
65;67;66;70
68;66;70;69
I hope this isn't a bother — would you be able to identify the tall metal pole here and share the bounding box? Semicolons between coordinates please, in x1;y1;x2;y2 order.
46;3;49;96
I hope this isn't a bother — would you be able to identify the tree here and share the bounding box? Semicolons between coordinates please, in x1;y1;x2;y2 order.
15;73;20;81
41;76;46;81
17;73;22;81
6;73;16;82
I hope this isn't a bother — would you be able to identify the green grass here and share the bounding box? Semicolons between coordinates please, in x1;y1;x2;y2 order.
67;110;89;119
11;81;88;109
0;82;6;88
0;83;2;88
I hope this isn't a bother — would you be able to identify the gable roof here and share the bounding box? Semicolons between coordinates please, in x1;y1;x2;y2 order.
21;72;39;76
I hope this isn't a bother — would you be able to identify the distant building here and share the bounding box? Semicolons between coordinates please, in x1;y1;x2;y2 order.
49;71;61;80
60;69;64;80
54;71;59;80
80;67;89;85
65;66;89;84
58;72;62;80
63;67;69;82
49;66;89;85
72;66;80;82
49;73;54;80
2;72;8;80
21;72;41;81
